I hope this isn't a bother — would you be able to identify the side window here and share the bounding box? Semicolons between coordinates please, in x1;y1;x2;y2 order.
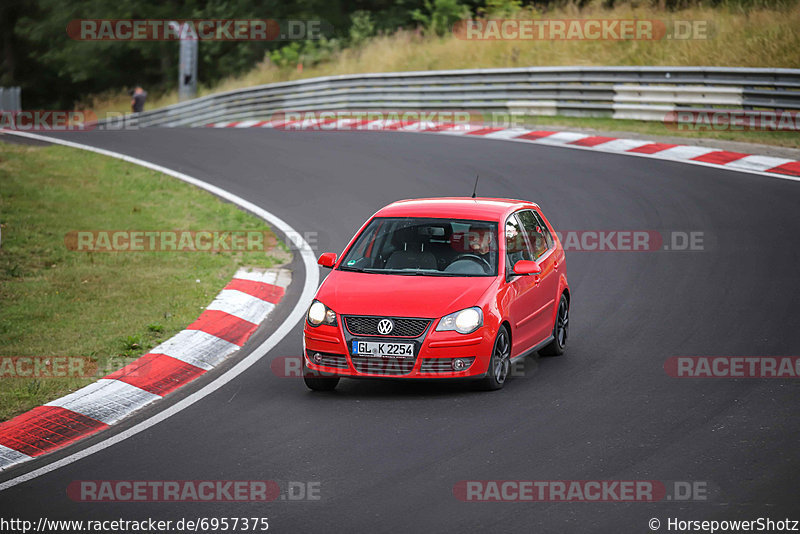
517;210;551;260
505;214;531;269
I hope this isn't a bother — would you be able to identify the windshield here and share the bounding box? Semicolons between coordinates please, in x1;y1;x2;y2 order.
338;217;499;276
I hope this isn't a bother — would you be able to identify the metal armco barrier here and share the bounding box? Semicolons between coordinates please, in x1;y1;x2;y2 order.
97;66;800;128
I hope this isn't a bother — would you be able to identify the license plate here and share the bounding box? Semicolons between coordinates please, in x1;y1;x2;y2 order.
352;341;414;358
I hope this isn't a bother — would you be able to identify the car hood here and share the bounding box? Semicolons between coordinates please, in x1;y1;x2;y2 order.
316;270;497;318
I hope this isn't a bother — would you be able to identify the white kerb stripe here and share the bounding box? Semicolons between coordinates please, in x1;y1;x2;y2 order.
527;132;589;145
151;329;240;370
594;138;655;153
233;269;279;285
481;128;531;140
205;289;276;324
236;120;260;128
649;145;719;160
46;379;161;425
276;269;292;289
0;445;32;469
212;122;232;128
724;155;794;173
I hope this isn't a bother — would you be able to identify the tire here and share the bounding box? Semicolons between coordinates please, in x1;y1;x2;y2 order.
540;294;569;357
303;359;340;391
478;325;511;391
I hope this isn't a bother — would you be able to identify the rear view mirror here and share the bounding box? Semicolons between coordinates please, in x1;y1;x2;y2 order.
318;252;337;268
513;260;541;275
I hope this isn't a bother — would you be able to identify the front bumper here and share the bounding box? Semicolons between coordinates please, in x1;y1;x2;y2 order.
303;319;494;379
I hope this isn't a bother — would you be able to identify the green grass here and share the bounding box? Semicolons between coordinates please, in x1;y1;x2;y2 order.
0;142;290;421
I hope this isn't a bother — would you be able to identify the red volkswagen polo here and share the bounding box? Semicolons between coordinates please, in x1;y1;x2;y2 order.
302;197;569;391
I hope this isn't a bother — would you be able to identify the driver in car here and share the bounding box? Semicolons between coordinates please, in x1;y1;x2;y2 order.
468;227;493;257
466;226;497;271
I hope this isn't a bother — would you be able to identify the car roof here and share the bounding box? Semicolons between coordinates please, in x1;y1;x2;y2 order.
374;197;539;221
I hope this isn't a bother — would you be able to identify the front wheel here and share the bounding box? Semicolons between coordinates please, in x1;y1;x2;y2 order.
478;326;511;391
303;359;340;391
540;294;569;357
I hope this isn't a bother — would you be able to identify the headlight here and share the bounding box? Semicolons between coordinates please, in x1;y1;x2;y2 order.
436;307;483;334
307;300;337;327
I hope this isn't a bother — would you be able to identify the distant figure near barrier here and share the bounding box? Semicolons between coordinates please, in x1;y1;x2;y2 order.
131;86;147;113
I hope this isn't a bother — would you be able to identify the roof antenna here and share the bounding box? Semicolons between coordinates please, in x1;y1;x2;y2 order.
471;174;480;198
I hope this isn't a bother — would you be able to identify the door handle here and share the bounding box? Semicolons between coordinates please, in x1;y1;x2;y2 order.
533;275;540;286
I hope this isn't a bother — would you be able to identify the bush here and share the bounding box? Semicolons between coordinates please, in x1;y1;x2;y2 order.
411;0;472;37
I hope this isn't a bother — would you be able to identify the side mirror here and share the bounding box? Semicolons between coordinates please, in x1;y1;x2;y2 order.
317;252;337;268
513;260;541;275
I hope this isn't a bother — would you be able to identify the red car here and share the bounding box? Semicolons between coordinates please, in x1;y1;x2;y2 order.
303;197;569;391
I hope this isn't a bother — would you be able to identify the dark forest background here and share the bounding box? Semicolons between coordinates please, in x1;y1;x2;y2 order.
0;0;764;108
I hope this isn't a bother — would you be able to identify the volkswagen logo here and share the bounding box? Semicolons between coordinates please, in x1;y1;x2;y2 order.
377;319;394;335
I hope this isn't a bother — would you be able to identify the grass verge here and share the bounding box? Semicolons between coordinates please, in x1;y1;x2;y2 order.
0;141;290;421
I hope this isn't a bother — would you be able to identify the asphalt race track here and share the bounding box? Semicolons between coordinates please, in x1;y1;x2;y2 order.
2;128;799;532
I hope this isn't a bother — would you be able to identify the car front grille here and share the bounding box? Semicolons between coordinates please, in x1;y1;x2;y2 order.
351;356;415;375
344;316;431;338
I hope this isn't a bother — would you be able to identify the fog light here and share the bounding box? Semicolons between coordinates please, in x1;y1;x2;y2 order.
313;352;323;364
452;358;468;371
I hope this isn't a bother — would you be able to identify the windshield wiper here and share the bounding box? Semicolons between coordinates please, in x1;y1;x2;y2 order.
361;268;413;274
358;268;483;277
338;265;366;272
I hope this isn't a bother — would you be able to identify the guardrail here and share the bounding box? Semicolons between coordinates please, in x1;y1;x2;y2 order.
105;66;800;128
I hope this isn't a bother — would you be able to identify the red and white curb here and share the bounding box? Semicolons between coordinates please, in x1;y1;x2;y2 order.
206;119;800;180
0;268;290;471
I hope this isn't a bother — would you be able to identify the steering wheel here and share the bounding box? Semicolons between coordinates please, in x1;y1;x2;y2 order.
454;254;492;273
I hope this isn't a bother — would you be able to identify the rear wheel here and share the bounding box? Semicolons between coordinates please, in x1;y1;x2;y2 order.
479;326;511;391
303;359;340;391
540;294;568;357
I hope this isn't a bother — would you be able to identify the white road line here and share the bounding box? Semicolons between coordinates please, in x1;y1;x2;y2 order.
0;130;319;492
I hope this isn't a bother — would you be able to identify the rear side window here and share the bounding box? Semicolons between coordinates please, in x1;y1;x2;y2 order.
516;210;552;260
532;210;554;249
